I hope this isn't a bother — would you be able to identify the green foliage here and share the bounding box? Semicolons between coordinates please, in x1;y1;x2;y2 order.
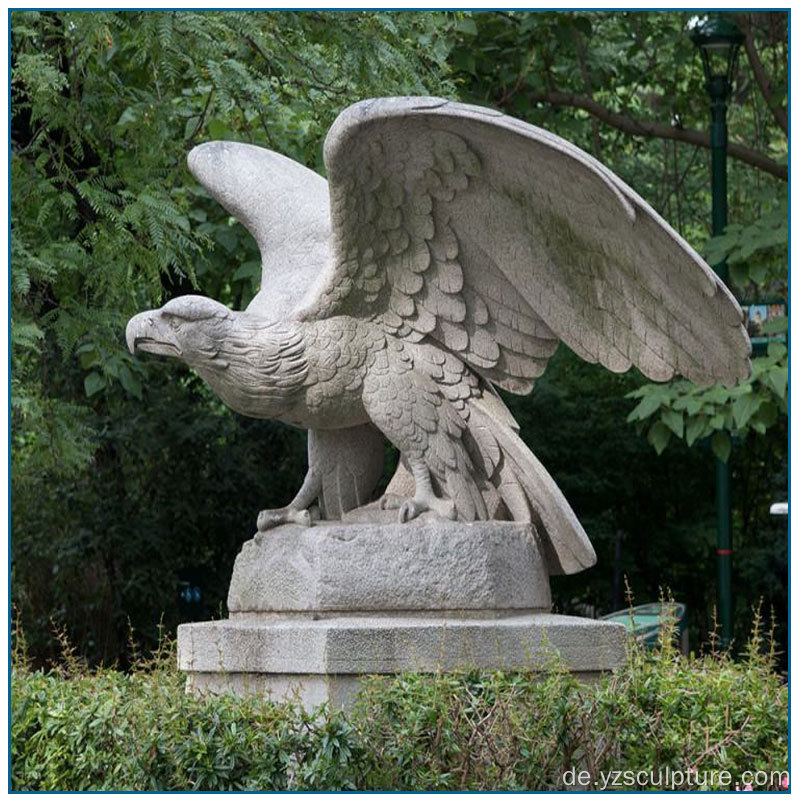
704;188;789;290
355;621;787;790
626;342;787;461
11;618;788;791
453;11;787;231
11;649;367;790
12;366;309;666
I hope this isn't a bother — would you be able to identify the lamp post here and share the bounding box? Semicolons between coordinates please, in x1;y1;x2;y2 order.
691;14;744;649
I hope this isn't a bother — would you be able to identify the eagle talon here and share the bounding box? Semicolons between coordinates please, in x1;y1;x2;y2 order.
292;509;312;527
256;507;312;531
398;499;423;523
397;496;457;523
256;509;283;531
380;493;405;510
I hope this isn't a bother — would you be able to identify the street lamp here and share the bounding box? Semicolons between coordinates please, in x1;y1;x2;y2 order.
691;13;744;649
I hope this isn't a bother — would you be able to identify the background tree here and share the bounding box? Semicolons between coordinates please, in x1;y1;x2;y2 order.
11;10;787;666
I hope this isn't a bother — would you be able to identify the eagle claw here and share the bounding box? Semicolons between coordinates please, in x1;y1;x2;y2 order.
379;493;405;511
398;496;457;524
257;507;312;531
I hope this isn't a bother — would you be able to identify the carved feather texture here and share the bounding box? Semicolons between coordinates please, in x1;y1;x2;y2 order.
301;97;750;389
362;335;487;523
301;122;556;394
466;394;596;575
310;426;385;519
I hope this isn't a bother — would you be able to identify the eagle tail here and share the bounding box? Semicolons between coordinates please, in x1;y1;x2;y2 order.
465;393;597;576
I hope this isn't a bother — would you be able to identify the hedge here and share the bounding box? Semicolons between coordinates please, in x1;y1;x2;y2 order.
11;616;788;791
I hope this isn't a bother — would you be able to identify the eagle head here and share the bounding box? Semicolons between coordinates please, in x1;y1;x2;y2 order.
126;295;232;368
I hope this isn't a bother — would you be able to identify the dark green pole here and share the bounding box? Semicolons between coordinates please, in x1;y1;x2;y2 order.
692;13;743;650
708;74;733;648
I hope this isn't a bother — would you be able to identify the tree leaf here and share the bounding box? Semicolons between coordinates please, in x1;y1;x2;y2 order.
207;118;228;139
686;415;708;447
729;261;750;286
685;397;704;415
749;261;769;284
711;431;732;463
215;226;239;254
752;401;778;429
84;372;106;398
627;393;662;422
454;16;478;35
232;260;261;282
647;421;672;455
767;342;787;359
661;409;684;438
118;365;143;400
766;367;788;400
732;391;761;429
115;107;137;127
761;315;788;335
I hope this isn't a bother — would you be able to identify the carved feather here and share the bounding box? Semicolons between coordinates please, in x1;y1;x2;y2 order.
300;96;750;389
187;142;330;321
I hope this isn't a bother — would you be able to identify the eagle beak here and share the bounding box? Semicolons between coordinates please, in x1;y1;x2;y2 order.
125;310;182;358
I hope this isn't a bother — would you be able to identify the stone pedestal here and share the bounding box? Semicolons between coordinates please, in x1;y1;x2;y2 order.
178;520;627;710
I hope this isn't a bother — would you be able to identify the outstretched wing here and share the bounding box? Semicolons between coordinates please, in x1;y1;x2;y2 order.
187;141;330;321
298;97;750;389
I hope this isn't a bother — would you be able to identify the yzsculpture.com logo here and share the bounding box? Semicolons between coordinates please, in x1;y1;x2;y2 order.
563;766;789;791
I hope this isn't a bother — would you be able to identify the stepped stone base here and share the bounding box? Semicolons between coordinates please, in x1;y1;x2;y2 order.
179;611;627;710
178;520;627;710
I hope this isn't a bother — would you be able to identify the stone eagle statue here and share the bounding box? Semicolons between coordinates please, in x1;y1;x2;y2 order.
126;97;750;576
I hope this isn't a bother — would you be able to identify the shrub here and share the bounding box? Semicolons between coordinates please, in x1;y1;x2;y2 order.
11;615;788;792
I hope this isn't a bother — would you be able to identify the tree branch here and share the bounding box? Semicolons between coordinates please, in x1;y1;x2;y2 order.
525;91;787;180
572;28;602;157
187;88;214;146
738;14;789;136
